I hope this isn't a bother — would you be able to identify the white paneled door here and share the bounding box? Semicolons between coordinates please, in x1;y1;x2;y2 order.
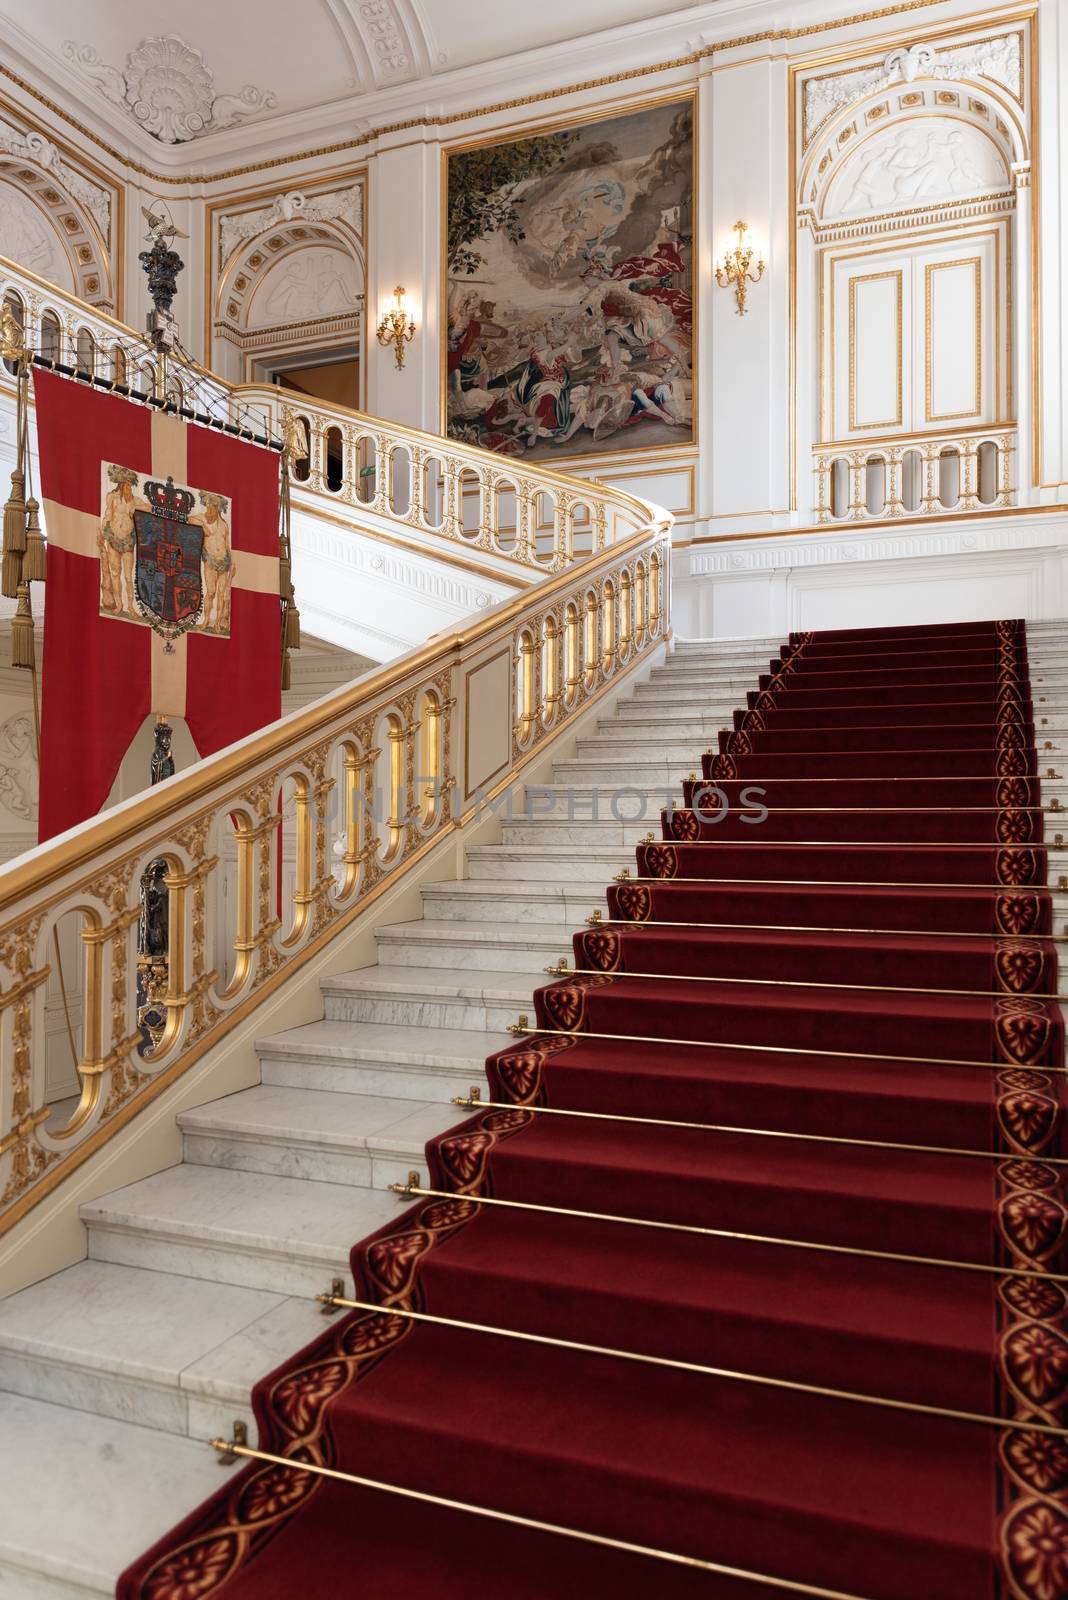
823;226;1008;442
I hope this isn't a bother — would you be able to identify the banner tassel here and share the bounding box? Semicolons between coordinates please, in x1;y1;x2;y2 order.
11;581;35;670
284;598;301;653
1;467;26;598
22;495;46;583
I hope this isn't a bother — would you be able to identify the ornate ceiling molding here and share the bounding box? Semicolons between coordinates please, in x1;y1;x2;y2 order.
61;33;277;144
356;1;416;82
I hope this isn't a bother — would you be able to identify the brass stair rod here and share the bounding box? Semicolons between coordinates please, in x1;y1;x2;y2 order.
507;1019;1063;1077
207;1434;872;1600
589;914;1068;943
315;1294;1068;1441
541;961;1066;1003
388;1180;1068;1285
450;1091;1068;1168
623;874;1060;890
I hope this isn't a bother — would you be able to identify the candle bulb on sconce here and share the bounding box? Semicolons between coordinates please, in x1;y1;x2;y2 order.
376;285;417;369
715;221;765;316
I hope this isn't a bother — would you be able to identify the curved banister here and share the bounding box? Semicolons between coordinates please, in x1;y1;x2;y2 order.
0;251;674;1236
1;254;657;574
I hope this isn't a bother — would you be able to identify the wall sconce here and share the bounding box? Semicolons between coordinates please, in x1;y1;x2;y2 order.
376;285;417;369
715;221;765;316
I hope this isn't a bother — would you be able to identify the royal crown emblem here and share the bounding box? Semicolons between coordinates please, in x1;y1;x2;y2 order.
134;476;203;649
99;462;233;648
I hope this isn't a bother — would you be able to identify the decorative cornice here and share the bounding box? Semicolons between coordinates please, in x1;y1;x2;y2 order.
802;186;1017;242
215;311;361;349
1;0;958;186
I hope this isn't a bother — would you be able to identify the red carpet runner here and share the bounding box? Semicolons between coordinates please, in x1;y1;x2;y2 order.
120;619;1067;1600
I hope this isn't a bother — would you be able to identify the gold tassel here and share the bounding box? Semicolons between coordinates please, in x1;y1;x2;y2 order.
284;599;300;653
10;582;35;670
2;467;26;598
281;648;292;692
22;497;45;583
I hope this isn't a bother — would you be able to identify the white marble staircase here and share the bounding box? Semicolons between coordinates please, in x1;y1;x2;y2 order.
1;625;1067;1597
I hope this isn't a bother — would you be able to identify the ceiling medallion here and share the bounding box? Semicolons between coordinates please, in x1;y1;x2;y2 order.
62;34;277;144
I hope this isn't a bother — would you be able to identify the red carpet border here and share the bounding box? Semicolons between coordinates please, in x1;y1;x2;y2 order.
120;618;1068;1600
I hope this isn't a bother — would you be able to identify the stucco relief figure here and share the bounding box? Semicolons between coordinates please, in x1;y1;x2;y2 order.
256;250;359;325
0;712;37;823
99;465;147;616
195;492;233;635
829;123;1007;216
0;188;73;291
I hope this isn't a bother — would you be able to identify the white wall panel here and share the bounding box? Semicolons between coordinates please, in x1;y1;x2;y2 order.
925;256;982;423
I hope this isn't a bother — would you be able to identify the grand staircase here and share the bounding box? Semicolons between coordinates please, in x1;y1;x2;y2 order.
1;625;1066;1598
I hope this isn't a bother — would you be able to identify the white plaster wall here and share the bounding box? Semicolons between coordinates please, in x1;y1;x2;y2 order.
672;510;1068;640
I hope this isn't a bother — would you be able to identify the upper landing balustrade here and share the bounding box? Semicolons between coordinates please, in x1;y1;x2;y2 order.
814;424;1016;524
0;256;657;579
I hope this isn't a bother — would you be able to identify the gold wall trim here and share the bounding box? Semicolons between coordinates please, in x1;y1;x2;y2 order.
847;269;903;432
688;497;1067;545
924;255;984;422
0;0;955;190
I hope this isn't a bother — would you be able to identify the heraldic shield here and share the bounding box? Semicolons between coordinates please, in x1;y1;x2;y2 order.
134;475;203;646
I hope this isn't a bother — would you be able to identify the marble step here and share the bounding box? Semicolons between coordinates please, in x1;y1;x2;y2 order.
606;708;736;728
551;759;694;785
179;1084;455;1190
0;1259;325;1445
420;878;605;925
322;964;533;1033
573;737;710;761
518;787;688;820
257;1019;501;1101
465;844;632;882
651;666;767;684
376;917;574;973
82;1164;403;1300
632;682;761;703
501;820;653;847
668;643;780;661
0;1392;225;1598
646;670;764;690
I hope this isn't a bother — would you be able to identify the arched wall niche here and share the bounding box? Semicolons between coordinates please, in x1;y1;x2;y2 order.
211;182;366;391
793;23;1033;522
799;74;1026;233
0;159;115;311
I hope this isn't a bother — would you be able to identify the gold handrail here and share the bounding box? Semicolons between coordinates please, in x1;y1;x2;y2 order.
0;507;671;1233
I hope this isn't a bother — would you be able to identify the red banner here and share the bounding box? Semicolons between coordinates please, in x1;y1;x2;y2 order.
32;367;281;841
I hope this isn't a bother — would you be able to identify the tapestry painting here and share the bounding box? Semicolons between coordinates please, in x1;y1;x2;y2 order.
445;97;694;460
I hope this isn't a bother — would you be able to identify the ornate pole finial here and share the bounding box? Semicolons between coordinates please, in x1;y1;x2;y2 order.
138;200;189;398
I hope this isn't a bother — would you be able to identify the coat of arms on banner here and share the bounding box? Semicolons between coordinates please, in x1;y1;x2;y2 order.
99;463;234;646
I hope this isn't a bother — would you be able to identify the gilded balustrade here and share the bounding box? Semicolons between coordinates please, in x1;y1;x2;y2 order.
813;424;1016;523
0;527;670;1234
1;256;645;579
